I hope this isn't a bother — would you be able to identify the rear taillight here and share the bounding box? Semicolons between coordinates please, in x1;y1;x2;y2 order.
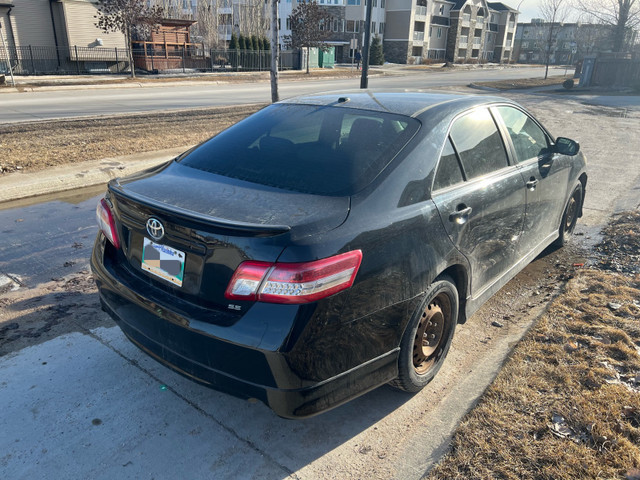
96;198;120;249
225;250;362;304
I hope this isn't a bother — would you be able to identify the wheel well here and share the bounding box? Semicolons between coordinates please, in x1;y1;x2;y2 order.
578;173;587;217
436;264;469;324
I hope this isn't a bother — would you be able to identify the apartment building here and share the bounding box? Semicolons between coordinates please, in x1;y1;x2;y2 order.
513;21;622;64
383;0;517;64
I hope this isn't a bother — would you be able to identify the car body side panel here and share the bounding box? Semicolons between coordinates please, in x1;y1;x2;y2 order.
432;167;526;299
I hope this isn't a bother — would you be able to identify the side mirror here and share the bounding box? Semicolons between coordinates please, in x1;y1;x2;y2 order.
555;137;580;156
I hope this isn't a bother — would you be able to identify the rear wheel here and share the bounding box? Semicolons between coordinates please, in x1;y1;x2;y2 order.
554;183;583;248
390;277;458;392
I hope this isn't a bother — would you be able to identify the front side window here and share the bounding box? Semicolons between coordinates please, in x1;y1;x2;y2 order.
449;108;509;179
495;106;550;162
180;104;420;196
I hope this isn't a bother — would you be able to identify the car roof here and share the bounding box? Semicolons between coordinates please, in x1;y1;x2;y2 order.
278;92;514;119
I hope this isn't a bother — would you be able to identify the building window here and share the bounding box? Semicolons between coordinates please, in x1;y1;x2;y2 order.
429;26;433;37
381;0;385;6
437;27;442;38
439;5;444;14
372;21;376;33
379;22;385;34
333;19;339;31
373;0;377;5
286;17;291;29
347;0;361;4
347;20;356;32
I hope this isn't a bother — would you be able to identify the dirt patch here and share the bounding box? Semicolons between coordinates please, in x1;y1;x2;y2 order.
0;104;264;175
0;271;112;356
427;211;640;480
594;211;640;275
475;75;573;90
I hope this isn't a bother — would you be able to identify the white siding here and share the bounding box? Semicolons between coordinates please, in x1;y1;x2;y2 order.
8;0;56;47
62;0;126;48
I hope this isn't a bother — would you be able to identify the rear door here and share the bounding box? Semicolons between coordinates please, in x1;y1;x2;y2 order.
431;107;526;297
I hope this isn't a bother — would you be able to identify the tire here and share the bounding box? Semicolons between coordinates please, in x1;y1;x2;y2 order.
554;183;583;248
390;276;458;393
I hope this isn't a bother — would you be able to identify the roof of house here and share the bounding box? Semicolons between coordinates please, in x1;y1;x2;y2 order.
431;15;451;26
488;2;517;11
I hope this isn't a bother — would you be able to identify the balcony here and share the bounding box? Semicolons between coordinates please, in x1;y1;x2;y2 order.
415;5;427;17
508;21;516;29
473;37;481;46
413;31;425;41
476;15;484;24
459;35;468;47
461;13;471;26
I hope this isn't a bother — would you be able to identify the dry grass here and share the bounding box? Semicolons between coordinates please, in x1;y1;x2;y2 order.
428;214;640;480
0;105;263;174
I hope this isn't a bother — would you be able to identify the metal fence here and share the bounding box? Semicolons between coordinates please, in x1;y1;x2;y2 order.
0;45;302;75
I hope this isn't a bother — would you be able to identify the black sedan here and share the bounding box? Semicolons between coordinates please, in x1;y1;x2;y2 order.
91;93;587;418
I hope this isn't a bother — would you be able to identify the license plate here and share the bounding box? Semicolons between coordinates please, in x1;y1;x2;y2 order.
141;237;185;287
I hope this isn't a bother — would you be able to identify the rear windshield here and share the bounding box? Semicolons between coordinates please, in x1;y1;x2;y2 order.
179;104;420;196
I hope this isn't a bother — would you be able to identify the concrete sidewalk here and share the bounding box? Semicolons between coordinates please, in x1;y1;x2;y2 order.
0;146;190;204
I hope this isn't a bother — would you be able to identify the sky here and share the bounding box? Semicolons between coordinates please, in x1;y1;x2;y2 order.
514;0;545;23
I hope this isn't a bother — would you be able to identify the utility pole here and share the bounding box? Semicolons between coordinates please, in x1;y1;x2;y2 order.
359;0;373;88
0;22;15;87
270;0;280;102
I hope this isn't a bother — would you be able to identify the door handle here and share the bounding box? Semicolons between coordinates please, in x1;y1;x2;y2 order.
449;205;472;224
526;178;538;190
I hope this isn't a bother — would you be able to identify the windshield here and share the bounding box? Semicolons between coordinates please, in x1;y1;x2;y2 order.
179;104;420;196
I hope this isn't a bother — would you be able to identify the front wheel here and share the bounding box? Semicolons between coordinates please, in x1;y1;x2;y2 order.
554;183;583;248
390;276;458;393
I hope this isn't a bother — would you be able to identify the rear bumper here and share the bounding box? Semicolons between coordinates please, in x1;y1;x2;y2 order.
91;236;400;418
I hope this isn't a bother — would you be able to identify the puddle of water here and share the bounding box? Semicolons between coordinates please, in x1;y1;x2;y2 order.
0;184;107;211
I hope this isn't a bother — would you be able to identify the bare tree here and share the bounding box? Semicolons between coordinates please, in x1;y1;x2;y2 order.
95;0;163;78
193;1;220;50
538;0;571;78
573;20;614;56
575;0;640;52
284;0;331;74
237;0;270;38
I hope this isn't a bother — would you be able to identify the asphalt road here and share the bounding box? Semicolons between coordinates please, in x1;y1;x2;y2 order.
0;66;565;123
1;87;639;479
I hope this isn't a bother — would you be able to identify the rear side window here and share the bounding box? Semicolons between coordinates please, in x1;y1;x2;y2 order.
179;104;420;196
450;108;509;180
433;137;464;191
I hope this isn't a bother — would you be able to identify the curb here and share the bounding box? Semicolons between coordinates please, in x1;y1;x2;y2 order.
0;146;192;204
467;83;501;92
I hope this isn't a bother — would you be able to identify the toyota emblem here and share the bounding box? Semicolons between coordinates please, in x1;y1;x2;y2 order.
146;218;165;241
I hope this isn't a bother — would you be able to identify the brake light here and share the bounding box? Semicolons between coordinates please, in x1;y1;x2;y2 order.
225;250;362;304
96;198;120;249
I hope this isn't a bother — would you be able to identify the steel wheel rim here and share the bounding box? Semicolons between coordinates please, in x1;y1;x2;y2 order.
413;293;450;375
565;194;578;231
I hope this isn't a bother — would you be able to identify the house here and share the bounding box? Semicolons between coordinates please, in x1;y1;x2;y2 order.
0;0;126;74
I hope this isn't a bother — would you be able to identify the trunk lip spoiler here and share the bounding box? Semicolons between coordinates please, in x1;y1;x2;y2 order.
107;183;291;236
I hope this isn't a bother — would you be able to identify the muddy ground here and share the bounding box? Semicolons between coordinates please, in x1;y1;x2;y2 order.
0;105;264;175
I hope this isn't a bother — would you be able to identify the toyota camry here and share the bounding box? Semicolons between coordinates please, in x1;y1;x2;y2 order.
91;93;587;418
